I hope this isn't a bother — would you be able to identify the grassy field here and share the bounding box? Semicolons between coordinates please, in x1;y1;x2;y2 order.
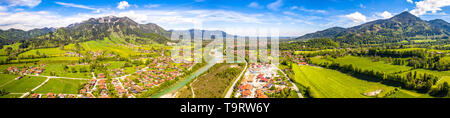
292;64;431;98
0;74;18;86
0;56;7;62
34;79;87;94
65;37;142;57
18;47;67;57
0;43;21;56
1;76;47;93
176;63;243;98
311;56;412;73
40;62;91;78
0;93;23;98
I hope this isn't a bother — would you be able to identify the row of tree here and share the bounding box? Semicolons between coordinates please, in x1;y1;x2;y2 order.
316;61;439;92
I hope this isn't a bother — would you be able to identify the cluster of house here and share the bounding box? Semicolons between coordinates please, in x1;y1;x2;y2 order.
118;56;187;96
68;62;89;66
283;51;307;65
96;79;110;98
137;48;161;53
79;79;96;98
109;69;125;78
30;93;78;98
235;63;288;98
7;64;46;76
65;51;83;57
106;53;117;57
112;79;131;98
89;50;103;59
122;77;146;94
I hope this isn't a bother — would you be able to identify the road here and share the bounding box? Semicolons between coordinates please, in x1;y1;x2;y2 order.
20;77;51;98
277;68;304;98
224;59;248;98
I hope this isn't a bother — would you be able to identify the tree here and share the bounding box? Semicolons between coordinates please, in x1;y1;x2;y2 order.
5;47;12;55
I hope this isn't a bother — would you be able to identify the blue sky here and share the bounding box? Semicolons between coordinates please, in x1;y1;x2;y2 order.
0;0;449;36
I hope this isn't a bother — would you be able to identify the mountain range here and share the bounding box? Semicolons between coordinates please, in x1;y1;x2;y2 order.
296;12;450;44
1;11;450;48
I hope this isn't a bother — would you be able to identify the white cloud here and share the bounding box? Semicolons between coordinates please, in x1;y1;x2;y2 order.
378;11;393;19
144;4;160;8
359;4;366;8
267;0;283;11
248;2;262;8
345;12;367;23
0;6;7;11
1;0;41;8
0;9;269;31
290;6;298;10
290;6;327;14
407;0;413;3
0;11;68;30
410;0;450;16
283;11;299;16
55;2;98;11
117;1;130;10
14;8;24;12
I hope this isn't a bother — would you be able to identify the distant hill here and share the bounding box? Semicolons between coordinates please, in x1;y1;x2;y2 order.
0;16;174;49
295;11;450;44
168;29;229;40
296;27;346;41
50;16;170;43
0;28;55;46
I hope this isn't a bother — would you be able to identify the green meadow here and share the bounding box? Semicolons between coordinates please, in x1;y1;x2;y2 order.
0;74;18;86
1;76;47;93
34;79;87;94
311;55;412;73
292;65;431;98
0;93;23;98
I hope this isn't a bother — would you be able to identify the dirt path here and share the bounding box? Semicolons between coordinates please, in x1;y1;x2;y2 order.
190;82;195;98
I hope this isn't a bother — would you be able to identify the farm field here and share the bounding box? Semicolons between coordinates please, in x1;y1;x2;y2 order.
0;74;17;86
176;63;243;98
311;55;413;73
18;47;67;57
0;93;22;98
292;64;431;98
1;76;47;93
69;37;141;57
40;62;91;78
34;79;87;94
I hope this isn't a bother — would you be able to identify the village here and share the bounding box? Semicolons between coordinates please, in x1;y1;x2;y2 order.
4;50;194;98
234;63;293;98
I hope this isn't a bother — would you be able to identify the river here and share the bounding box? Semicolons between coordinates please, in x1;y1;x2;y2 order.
151;49;221;98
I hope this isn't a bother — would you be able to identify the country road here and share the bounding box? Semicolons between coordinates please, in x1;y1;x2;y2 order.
277;68;304;98
224;59;248;98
